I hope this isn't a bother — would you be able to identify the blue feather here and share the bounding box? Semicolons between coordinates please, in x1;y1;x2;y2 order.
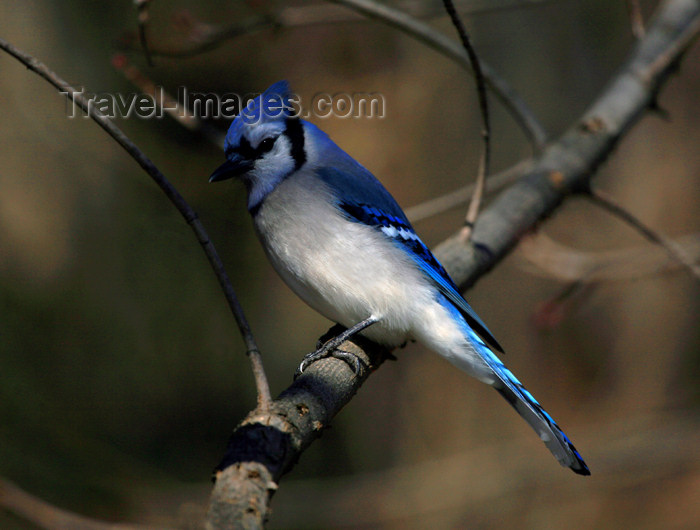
317;166;503;353
460;320;590;475
211;81;589;475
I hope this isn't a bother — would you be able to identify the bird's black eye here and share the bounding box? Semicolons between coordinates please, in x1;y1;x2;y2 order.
258;138;275;153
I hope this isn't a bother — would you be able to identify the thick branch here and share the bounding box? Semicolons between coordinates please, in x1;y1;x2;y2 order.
206;0;700;527
206;329;391;529
435;0;700;289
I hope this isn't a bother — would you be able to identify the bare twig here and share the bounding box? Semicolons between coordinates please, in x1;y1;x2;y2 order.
434;0;700;290
134;0;154;66
441;0;490;241
111;53;225;147
626;0;647;39
405;158;534;223
0;477;158;530
517;231;700;281
588;187;700;280
0;38;272;411
331;0;559;20
328;0;548;150
121;1;558;57
206;329;392;529
522;219;700;328
116;0;547;150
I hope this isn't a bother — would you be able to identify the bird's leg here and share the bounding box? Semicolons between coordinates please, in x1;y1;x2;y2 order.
296;316;378;376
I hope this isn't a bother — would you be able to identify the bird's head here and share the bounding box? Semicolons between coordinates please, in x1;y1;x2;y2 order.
210;81;308;211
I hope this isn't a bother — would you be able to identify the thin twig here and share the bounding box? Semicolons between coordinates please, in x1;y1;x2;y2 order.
521;226;700;326
0;477;159;530
517;231;700;281
135;0;154;66
329;0;548;150
116;0;548;150
119;12;273;58
121;1;558;57
434;0;700;291
441;0;490;241
626;0;646;39
405;158;534;223
111;53;226;146
588;187;700;280
0;37;272;411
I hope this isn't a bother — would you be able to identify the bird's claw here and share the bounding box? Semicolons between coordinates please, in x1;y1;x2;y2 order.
295;347;362;378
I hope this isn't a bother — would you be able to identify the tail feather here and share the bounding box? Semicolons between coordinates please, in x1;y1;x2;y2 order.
470;332;590;475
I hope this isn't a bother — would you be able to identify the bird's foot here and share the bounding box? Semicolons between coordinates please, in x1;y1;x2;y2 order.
295;345;362;378
295;317;378;378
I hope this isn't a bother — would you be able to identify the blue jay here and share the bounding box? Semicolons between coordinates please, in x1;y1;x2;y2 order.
210;81;590;476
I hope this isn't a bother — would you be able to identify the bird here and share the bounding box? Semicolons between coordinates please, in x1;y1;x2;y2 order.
209;80;590;476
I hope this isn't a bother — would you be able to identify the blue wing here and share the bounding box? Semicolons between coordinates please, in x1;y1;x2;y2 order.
317;166;504;353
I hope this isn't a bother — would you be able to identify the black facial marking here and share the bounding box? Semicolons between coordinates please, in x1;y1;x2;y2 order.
227;135;277;162
284;117;306;171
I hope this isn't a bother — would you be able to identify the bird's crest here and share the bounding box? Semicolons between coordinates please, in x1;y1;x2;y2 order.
239;80;295;125
224;81;297;154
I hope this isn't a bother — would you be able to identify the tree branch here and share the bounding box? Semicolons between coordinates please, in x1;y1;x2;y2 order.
120;1;557;58
587;186;700;280
0;38;272;410
134;0;154;66
626;0;647;39
405;158;533;222
441;0;492;240
329;0;548;150
206;329;391;529
517;231;700;282
434;0;700;289
206;0;700;526
0;478;155;530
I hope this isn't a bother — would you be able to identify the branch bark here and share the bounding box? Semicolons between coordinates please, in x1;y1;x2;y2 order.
435;0;700;289
206;0;700;527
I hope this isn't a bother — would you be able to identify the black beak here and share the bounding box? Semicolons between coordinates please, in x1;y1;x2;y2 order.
209;156;254;183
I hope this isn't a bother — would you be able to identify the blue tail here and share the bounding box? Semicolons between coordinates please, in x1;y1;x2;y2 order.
468;330;590;475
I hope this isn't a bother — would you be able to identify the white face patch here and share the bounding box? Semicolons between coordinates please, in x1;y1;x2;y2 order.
243;120;286;148
246;134;296;210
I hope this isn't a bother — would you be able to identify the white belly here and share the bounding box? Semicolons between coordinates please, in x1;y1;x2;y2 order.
252;172;436;346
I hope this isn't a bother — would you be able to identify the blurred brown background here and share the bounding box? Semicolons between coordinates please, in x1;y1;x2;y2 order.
0;1;698;528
